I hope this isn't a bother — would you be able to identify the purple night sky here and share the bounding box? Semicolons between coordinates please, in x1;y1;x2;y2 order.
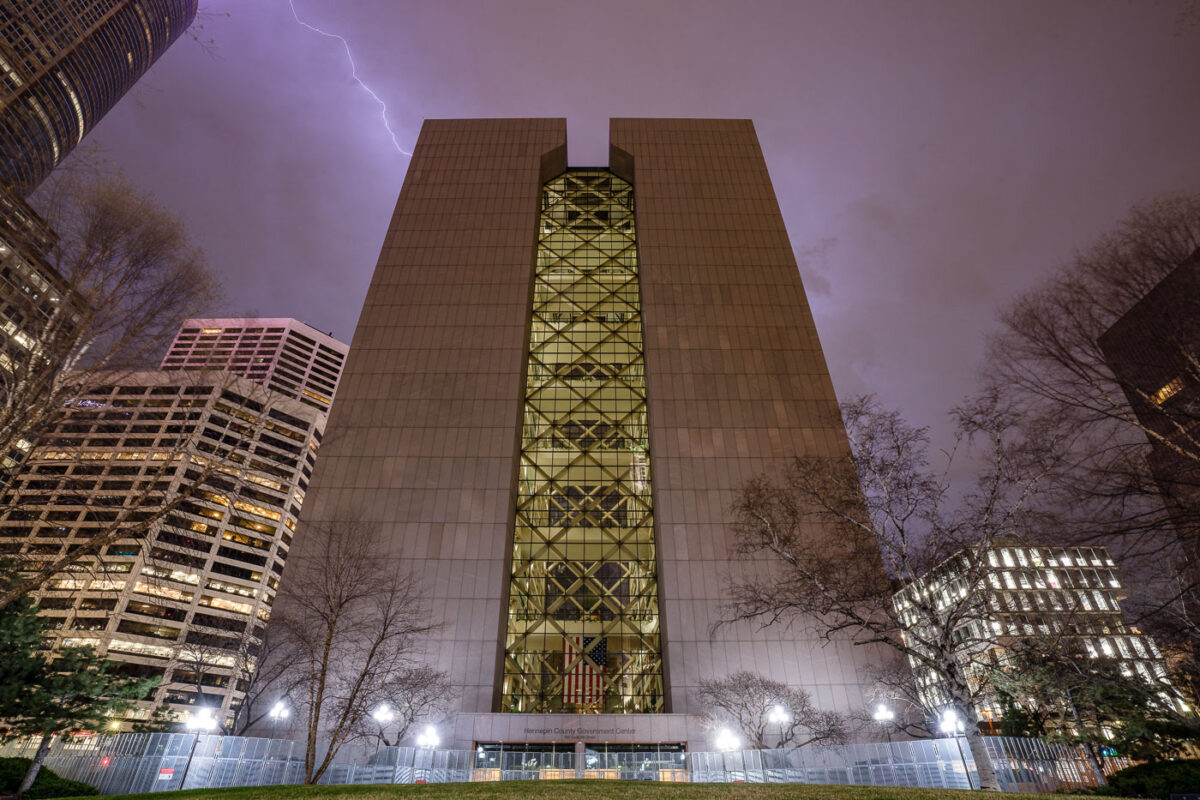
69;0;1200;443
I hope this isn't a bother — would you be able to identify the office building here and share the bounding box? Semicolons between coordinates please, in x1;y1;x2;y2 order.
161;318;349;414
1099;250;1200;581
276;118;889;751
0;371;323;727
894;541;1173;728
0;191;82;476
0;0;196;476
0;0;198;198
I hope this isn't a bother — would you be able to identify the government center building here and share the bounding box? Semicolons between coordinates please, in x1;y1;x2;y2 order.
281;118;885;751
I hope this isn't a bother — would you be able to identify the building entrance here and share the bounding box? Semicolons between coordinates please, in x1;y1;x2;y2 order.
473;742;686;779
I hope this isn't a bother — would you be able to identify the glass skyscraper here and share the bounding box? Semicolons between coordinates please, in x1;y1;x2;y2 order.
0;0;197;197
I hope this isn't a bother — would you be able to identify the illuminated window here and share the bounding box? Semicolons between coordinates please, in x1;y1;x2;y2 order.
233;500;282;521
502;171;663;714
1152;377;1183;405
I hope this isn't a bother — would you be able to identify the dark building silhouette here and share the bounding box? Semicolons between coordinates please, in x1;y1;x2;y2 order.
1099;250;1200;528
0;0;198;197
1099;249;1200;664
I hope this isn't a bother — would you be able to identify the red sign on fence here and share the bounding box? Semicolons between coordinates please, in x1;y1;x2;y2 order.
158;768;175;780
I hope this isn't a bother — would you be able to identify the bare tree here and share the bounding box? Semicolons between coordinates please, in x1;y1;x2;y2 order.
229;625;293;736
0;373;294;612
0;175;221;610
371;665;455;747
985;194;1200;652
697;671;847;749
170;639;237;733
863;659;953;741
1;175;220;471
273;518;442;784
723;394;1049;791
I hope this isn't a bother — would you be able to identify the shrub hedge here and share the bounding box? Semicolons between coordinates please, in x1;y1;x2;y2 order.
0;757;98;798
1100;759;1200;799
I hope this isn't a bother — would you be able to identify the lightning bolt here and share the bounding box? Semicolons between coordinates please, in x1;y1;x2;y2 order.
287;0;411;156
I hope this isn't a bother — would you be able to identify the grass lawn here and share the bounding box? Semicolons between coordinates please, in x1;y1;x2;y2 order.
61;781;1117;800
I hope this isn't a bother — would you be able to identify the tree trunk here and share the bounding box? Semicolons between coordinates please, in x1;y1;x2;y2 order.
1066;692;1107;786
1083;741;1108;786
963;728;1000;792
941;664;1000;791
17;734;54;797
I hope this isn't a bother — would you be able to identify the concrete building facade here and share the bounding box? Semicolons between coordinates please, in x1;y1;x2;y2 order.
279;118;886;750
161;318;349;415
0;371;323;728
894;542;1175;729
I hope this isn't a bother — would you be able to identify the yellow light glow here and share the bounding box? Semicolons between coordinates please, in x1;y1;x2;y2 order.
1152;377;1184;405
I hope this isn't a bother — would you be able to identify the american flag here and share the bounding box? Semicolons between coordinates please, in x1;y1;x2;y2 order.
563;635;606;705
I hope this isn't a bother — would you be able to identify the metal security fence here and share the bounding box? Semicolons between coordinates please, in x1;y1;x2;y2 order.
0;733;307;795
0;733;1129;794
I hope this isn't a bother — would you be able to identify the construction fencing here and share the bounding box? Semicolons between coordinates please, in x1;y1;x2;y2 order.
0;733;1129;795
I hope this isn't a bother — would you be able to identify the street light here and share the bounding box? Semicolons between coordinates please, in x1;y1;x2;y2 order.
371;704;396;747
416;725;440;749
185;707;218;732
873;704;895;745
768;704;790;747
268;700;290;732
939;709;973;790
415;726;439;784
715;729;739;752
181;708;218;789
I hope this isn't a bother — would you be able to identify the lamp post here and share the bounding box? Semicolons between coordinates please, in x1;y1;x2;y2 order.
873;704;895;746
180;707;218;790
939;709;973;790
268;700;290;733
415;725;439;784
767;704;790;748
371;703;395;747
715;728;740;783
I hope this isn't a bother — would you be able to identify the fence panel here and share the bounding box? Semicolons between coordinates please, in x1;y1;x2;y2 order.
0;732;1128;794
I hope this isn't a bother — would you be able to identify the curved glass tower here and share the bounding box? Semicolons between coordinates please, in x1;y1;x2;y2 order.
502;169;664;714
0;0;198;197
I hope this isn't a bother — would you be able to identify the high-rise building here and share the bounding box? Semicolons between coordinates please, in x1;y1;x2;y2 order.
276;118;888;751
1098;250;1200;508
0;0;198;197
1098;249;1200;694
894;541;1175;730
0;191;80;474
161;318;349;415
0;0;197;474
0;371;323;727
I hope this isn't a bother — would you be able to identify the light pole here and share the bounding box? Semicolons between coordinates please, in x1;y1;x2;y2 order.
371;703;396;747
180;707;218;790
873;703;895;746
415;725;439;784
715;728;739;783
939;709;973;790
268;700;290;733
767;704;790;748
